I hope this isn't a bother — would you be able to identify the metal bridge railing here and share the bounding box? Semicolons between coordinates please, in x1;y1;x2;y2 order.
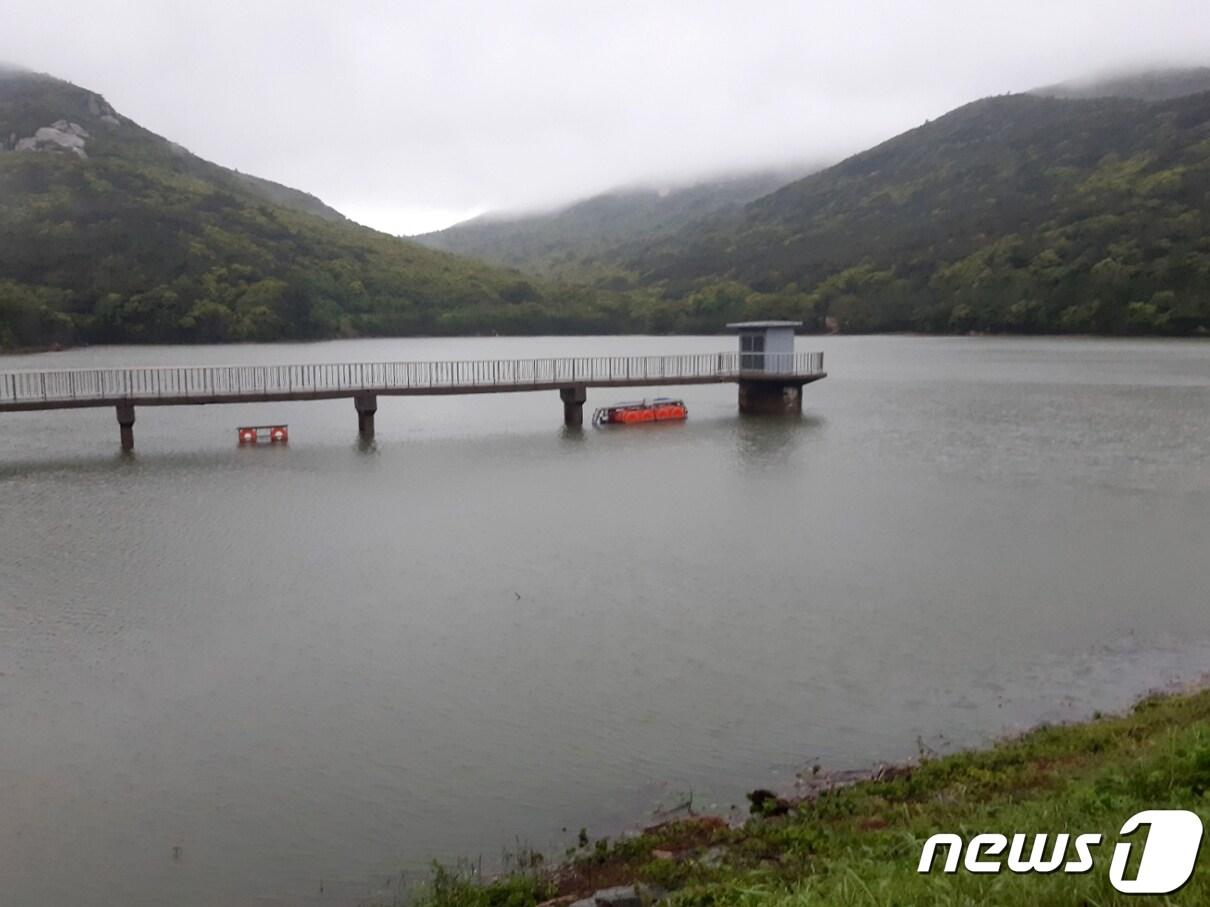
0;351;824;405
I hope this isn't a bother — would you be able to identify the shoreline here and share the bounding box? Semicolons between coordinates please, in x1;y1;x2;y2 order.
403;678;1210;907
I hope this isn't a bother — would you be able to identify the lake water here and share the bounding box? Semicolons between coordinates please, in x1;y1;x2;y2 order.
2;335;1209;907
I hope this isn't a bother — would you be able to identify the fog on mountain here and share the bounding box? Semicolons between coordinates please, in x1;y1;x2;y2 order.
2;64;1210;347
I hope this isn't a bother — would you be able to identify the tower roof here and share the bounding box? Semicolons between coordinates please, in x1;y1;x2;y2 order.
726;321;802;329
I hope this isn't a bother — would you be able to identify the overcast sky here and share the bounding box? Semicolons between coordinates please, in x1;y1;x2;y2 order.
4;1;1209;234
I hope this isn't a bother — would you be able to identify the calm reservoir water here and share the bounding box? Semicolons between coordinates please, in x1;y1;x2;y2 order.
2;335;1209;906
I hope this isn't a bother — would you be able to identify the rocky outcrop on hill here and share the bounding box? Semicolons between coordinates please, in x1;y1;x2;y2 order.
86;93;121;125
14;119;91;157
0;90;121;155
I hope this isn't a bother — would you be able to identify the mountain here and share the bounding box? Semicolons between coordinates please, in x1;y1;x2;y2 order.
0;67;349;223
0;68;613;349
603;85;1210;335
6;63;1210;347
414;167;813;282
1033;66;1210;102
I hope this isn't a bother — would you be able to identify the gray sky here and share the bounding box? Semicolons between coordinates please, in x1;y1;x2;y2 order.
4;1;1209;235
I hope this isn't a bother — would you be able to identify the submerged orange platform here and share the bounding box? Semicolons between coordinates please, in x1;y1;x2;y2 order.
592;398;687;426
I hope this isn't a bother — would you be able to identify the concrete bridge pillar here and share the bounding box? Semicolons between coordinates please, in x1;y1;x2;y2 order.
559;385;587;427
116;402;136;451
354;393;377;439
737;380;803;415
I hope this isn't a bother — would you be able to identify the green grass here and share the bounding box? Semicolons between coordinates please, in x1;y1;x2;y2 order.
412;687;1210;907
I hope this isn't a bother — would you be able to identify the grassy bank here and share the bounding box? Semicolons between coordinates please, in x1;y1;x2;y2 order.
412;686;1210;907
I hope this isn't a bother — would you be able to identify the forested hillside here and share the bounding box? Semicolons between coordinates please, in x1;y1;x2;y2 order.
0;68;621;349
414;168;811;280
614;89;1210;335
4;63;1210;347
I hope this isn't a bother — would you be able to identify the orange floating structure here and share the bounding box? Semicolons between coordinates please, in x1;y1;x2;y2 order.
592;397;687;426
237;424;288;445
